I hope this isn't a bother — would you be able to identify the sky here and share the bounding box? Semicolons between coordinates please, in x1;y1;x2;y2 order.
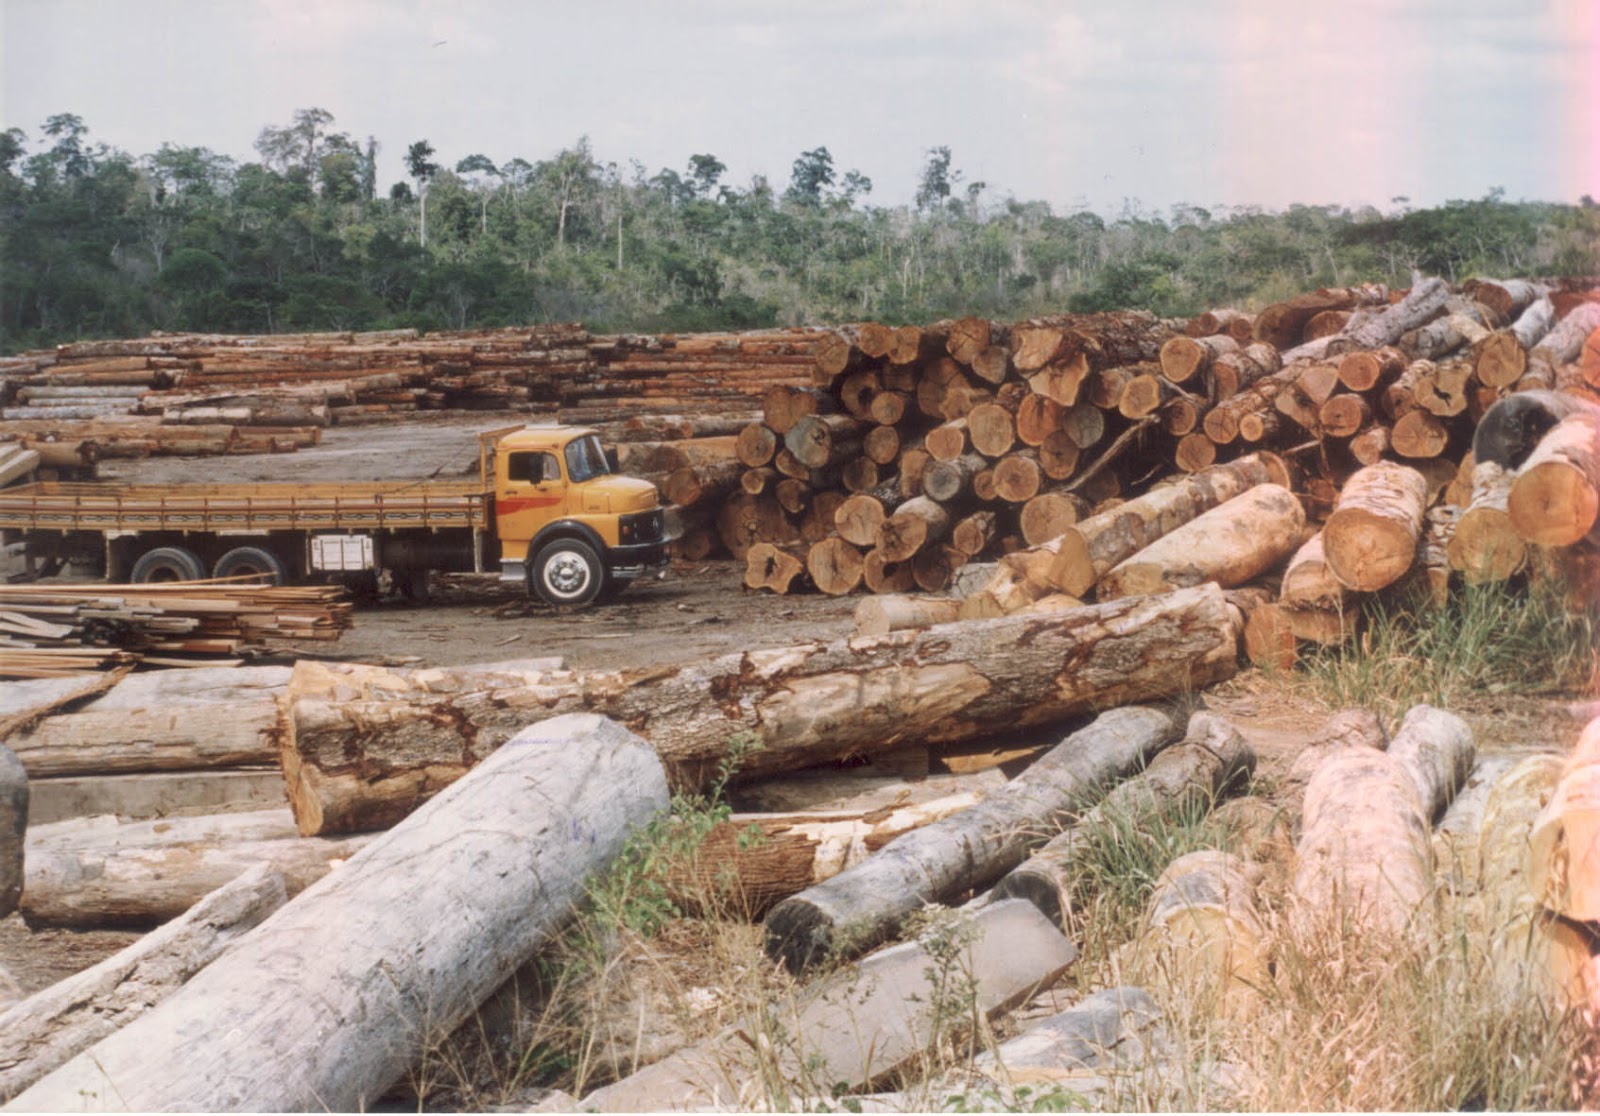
1;0;1596;217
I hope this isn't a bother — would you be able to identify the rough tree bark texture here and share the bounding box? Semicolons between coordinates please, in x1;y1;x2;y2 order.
7;714;670;1114
1046;454;1283;597
583;899;1076;1112
1447;461;1526;583
1139;850;1268;1018
1507;410;1600;546
993;712;1255;929
1528;714;1600;921
762;706;1179;972
1096;484;1305;599
0;865;287;1102
281;585;1242;836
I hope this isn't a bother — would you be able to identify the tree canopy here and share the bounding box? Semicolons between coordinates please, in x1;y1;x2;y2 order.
1;108;1595;353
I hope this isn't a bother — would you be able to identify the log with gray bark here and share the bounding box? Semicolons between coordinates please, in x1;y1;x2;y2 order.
281;584;1243;836
992;712;1256;929
0;745;24;920
762;706;1179;971
1528;713;1600;922
5;714;670;1114
582;898;1077;1112
0;865;287;1102
20;808;373;928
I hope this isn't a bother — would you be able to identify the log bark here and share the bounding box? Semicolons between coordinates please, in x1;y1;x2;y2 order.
1186;308;1254;341
1387;704;1475;824
1255;285;1390;349
1507;410;1600;546
763;706;1178;971
1210;341;1281;400
8;715;670;1115
1292;708;1453;936
664;462;741;508
0;747;22;920
1140;850;1268;1017
1097;484;1305;599
20;809;373;928
993;712;1254;929
584;900;1074;1111
1527;715;1600;921
1529;301;1600;385
853;595;963;636
1202;365;1296;443
1322;462;1429;591
1447;461;1527;582
874;494;952;561
4;701;280;777
1280;531;1350;610
1046;454;1284;597
0;865;287;1102
1465;278;1547;321
1327;277;1451;355
280;587;1241;835
806;537;865;596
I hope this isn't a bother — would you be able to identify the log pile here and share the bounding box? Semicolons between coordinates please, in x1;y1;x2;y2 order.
0;581;351;677
0;326;829;469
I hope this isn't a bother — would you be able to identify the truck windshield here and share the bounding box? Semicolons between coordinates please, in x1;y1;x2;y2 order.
564;434;611;483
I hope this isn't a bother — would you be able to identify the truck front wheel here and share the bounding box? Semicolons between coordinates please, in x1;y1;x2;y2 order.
130;546;207;584
531;539;605;607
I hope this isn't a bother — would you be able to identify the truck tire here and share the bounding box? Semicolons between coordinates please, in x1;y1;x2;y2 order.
213;545;288;585
130;546;207;584
531;538;605;607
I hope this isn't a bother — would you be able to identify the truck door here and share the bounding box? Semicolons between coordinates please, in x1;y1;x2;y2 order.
496;450;566;563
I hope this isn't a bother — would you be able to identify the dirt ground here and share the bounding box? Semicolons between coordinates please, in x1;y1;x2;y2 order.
0;415;1584;1065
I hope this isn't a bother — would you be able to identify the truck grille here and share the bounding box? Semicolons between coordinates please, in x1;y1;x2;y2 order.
621;509;664;544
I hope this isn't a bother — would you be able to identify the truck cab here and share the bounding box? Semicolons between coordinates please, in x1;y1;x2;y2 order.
486;426;670;605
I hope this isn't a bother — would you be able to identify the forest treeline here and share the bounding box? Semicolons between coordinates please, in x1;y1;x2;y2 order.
2;108;1598;354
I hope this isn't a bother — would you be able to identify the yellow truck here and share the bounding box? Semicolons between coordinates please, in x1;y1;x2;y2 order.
0;425;670;606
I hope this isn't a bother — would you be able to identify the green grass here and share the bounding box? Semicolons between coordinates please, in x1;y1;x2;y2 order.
1301;575;1597;718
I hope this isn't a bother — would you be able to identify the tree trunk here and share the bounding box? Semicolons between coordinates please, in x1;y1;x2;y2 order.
1527;714;1600;921
1322;462;1428;591
1160;335;1238;384
1529;301;1600;386
853;595;963;636
993;712;1254;929
763;706;1178;971
874;495;952;561
1292;728;1440;938
0;747;22;920
664;462;741;508
1387;704;1475;824
20;809;373;929
1097;485;1305;599
1255;285;1390;349
584;900;1074;1112
1350;424;1391;465
0;865;287;1102
1139;849;1268;1018
1465;278;1546;321
8;715;670;1115
4;701;280;778
1210;341;1281;400
761;385;830;435
1280;531;1349;610
744;542;809;594
806;537;865;596
1447;461;1526;582
1186;308;1255;341
1202;365;1297;443
1338;345;1405;391
1327;277;1451;355
283;586;1241;836
1047;454;1284;597
1507;410;1600;546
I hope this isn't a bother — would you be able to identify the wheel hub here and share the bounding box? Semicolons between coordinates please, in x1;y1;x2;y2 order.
548;552;590;595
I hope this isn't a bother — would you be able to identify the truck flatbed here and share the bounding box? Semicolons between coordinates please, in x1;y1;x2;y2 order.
0;481;489;533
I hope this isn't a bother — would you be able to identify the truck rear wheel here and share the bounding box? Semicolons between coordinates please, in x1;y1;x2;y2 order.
531;539;605;606
213;545;288;585
130;546;207;584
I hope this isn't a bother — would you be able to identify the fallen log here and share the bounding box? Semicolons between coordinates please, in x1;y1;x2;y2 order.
992;711;1255;929
0;745;22;919
284;602;1240;843
7;714;670;1114
0;865;287;1102
965;985;1167;1094
762;706;1178;972
20;808;373;928
582;899;1076;1111
1291;704;1469;937
1047;454;1285;597
1447;461;1527;583
1322;462;1429;591
853;594;963;636
1139;849;1267;1017
1527;714;1600;921
1096;484;1305;599
1387;705;1475;824
4;701;281;777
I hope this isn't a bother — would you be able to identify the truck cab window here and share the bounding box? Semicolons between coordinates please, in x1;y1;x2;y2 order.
565;435;611;483
507;452;559;484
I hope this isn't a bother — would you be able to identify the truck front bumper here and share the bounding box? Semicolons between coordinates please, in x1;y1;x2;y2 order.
606;541;671;580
